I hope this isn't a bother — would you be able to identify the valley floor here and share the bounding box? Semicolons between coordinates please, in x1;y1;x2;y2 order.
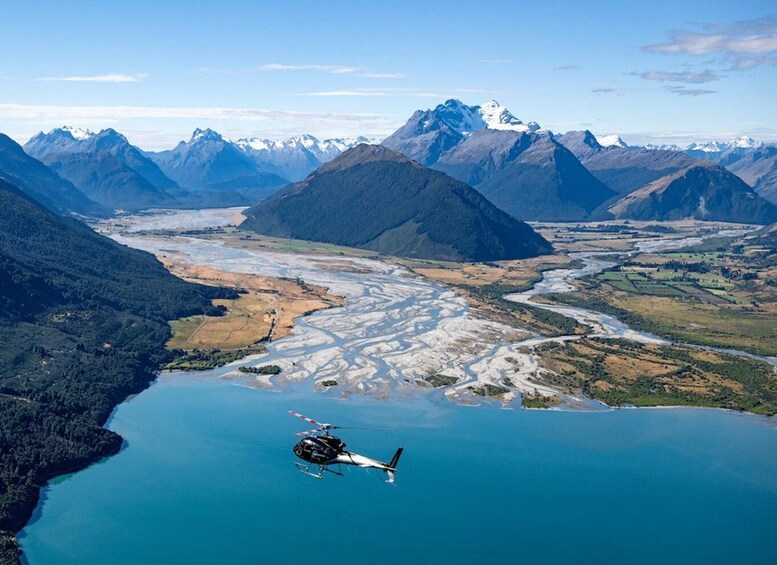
107;211;777;415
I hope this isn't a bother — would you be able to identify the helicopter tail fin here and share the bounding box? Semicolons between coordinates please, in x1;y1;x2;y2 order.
388;447;403;470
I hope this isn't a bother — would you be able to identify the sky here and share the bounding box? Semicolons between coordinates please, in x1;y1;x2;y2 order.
1;0;775;150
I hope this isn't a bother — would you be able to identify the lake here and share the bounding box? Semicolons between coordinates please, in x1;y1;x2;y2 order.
19;375;777;564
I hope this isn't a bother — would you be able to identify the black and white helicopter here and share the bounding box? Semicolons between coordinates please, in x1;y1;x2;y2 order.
289;410;403;484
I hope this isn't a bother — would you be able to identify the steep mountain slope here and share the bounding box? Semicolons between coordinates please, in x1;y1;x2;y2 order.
41;150;179;211
433;129;615;220
472;135;617;221
754;170;777;205
0;134;106;217
0;178;233;562
382;99;540;167
383;100;613;220
725;145;777;204
148;129;288;201
241;144;552;261
558;130;695;194
608;161;777;223
25;127;180;190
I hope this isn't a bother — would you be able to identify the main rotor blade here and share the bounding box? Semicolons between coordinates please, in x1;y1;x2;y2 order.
295;428;324;437
331;426;396;431
288;410;328;427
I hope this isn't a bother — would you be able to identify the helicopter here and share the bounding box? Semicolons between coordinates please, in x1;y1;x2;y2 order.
289;410;403;484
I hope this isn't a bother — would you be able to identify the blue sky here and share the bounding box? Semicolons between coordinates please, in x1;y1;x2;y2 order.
1;0;775;149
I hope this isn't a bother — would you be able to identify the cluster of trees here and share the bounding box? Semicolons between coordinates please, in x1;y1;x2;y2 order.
0;179;236;562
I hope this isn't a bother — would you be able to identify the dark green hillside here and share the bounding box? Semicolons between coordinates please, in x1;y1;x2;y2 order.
241;145;552;261
0;179;234;563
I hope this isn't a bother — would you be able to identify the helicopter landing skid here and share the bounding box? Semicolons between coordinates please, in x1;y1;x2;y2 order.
294;462;343;479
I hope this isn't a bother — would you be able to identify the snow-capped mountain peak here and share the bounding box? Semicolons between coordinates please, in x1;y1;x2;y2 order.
478;100;540;133
686;141;726;153
730;136;763;149
58;126;95;140
596;134;628;148
428;99;541;136
190;128;224;143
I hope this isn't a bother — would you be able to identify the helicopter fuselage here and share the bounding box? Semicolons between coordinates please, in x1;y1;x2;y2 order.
293;435;346;465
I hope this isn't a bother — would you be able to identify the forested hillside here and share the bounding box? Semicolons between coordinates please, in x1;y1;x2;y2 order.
0;179;235;563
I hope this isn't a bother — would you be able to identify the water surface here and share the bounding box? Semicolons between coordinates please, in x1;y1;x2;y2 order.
19;377;777;564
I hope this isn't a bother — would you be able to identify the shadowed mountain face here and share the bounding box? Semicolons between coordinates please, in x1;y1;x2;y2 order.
41;150;179;211
147;129;289;202
241;144;552;261
558;130;696;195
383;101;615;221
608;161;777;224
434;130;616;221
26;127;179;190
725;146;777;204
25;128;179;211
0;134;106;217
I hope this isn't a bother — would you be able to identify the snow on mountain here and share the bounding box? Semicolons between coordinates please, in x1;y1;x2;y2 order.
595;134;628;148
61;126;95;140
425;99;541;136
644;143;682;151
233;134;376;181
686;141;727;153
730;136;764;149
190;128;225;143
478;100;541;133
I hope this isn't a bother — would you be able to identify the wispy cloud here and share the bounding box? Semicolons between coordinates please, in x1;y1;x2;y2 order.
637;69;719;83
303;88;440;97
0;102;395;131
479;59;512;64
592;88;625;95
555;65;581;71
36;73;148;83
665;86;717;96
357;72;406;79
644;15;777;69
260;63;360;74
301;87;507;98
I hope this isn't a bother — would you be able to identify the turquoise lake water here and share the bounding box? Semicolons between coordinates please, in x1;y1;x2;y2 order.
19;375;777;564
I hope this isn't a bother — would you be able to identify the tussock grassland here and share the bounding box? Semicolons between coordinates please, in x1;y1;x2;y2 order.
162;259;343;352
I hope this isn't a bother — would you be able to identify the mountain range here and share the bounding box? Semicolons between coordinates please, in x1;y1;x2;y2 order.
4;98;776;225
382;100;616;221
234;134;374;181
25;127;180;211
241;144;552;261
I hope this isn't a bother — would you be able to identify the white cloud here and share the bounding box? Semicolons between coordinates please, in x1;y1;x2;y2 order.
260;63;359;74
303;88;441;97
36;73;148;83
302;87;507;98
644;16;777;69
358;72;406;78
637;69;719;83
